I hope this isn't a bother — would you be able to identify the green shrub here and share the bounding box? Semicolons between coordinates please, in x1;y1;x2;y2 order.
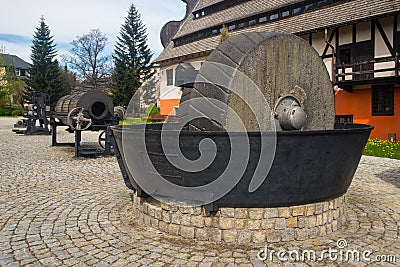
0;106;25;116
364;138;400;160
145;104;160;116
11;109;24;117
0;106;14;116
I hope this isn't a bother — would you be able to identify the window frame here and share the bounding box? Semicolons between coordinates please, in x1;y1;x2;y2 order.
372;84;394;116
166;69;174;86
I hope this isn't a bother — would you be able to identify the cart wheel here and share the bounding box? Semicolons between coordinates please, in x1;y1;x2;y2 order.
98;130;107;149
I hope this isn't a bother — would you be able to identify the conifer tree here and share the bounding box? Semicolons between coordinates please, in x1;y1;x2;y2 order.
27;17;64;107
112;4;154;107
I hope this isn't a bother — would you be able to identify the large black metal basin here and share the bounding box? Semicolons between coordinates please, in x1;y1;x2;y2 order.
112;123;373;209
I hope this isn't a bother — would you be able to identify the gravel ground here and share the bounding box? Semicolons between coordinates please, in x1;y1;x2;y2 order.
0;117;399;267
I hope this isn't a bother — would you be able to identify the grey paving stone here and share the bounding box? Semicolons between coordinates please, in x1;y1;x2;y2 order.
0;118;398;267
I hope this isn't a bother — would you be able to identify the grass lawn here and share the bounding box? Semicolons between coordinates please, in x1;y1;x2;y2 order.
364;139;400;160
121;117;148;125
120;117;165;125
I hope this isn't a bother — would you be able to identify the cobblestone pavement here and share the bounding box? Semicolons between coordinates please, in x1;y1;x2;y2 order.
0;117;399;267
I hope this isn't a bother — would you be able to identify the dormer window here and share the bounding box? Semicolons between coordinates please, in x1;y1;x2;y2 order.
282;10;290;17
293;7;302;14
194;10;206;19
239;22;247;28
177;0;346;47
318;0;328;6
270;13;279;20
249;19;257;26
305;3;315;11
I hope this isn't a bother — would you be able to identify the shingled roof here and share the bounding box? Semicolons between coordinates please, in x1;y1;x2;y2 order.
179;0;303;38
0;54;30;69
193;0;223;12
155;0;400;64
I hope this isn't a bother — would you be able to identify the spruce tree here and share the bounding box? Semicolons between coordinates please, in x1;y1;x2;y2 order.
27;17;64;108
112;4;154;107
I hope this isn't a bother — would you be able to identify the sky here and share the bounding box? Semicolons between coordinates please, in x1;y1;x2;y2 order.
0;0;187;63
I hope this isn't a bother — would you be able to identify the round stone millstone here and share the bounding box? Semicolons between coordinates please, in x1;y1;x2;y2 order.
183;32;335;132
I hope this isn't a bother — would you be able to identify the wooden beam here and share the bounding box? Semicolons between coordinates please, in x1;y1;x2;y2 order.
336;27;339;51
375;19;394;56
371;19;376;59
322;29;336;57
309;33;313;46
394;15;398;53
322;54;333;60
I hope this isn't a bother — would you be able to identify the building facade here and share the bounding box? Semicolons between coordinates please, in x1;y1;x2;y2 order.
154;0;400;140
0;53;30;80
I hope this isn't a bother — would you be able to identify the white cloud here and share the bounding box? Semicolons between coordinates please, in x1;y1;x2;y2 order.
0;41;31;63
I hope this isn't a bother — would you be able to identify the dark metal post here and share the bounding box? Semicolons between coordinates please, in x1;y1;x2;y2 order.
74;130;82;158
51;119;57;146
104;126;112;156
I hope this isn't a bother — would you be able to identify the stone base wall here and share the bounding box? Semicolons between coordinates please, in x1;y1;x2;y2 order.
132;195;346;243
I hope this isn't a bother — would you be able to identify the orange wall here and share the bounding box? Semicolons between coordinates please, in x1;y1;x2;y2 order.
335;87;400;140
160;99;181;115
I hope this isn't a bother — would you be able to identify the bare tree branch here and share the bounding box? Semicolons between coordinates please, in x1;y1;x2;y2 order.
62;29;111;88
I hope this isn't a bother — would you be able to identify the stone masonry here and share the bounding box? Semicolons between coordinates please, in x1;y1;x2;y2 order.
133;195;346;244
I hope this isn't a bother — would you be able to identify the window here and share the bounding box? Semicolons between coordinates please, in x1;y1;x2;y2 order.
195;10;205;18
239;22;247;28
259;16;267;23
305;3;315;11
228;25;236;31
166;69;173;86
282;10;290;17
293;7;302;14
15;69;21;76
212;29;218;34
318;0;329;6
372;84;394;116
270;13;279;20
335;115;353;124
249;19;257;26
338;48;351;64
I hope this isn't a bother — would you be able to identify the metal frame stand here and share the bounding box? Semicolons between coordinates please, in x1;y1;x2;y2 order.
51;118;114;158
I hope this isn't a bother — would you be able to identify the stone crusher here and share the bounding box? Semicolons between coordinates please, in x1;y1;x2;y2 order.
51;90;125;157
111;32;373;242
12;92;51;135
